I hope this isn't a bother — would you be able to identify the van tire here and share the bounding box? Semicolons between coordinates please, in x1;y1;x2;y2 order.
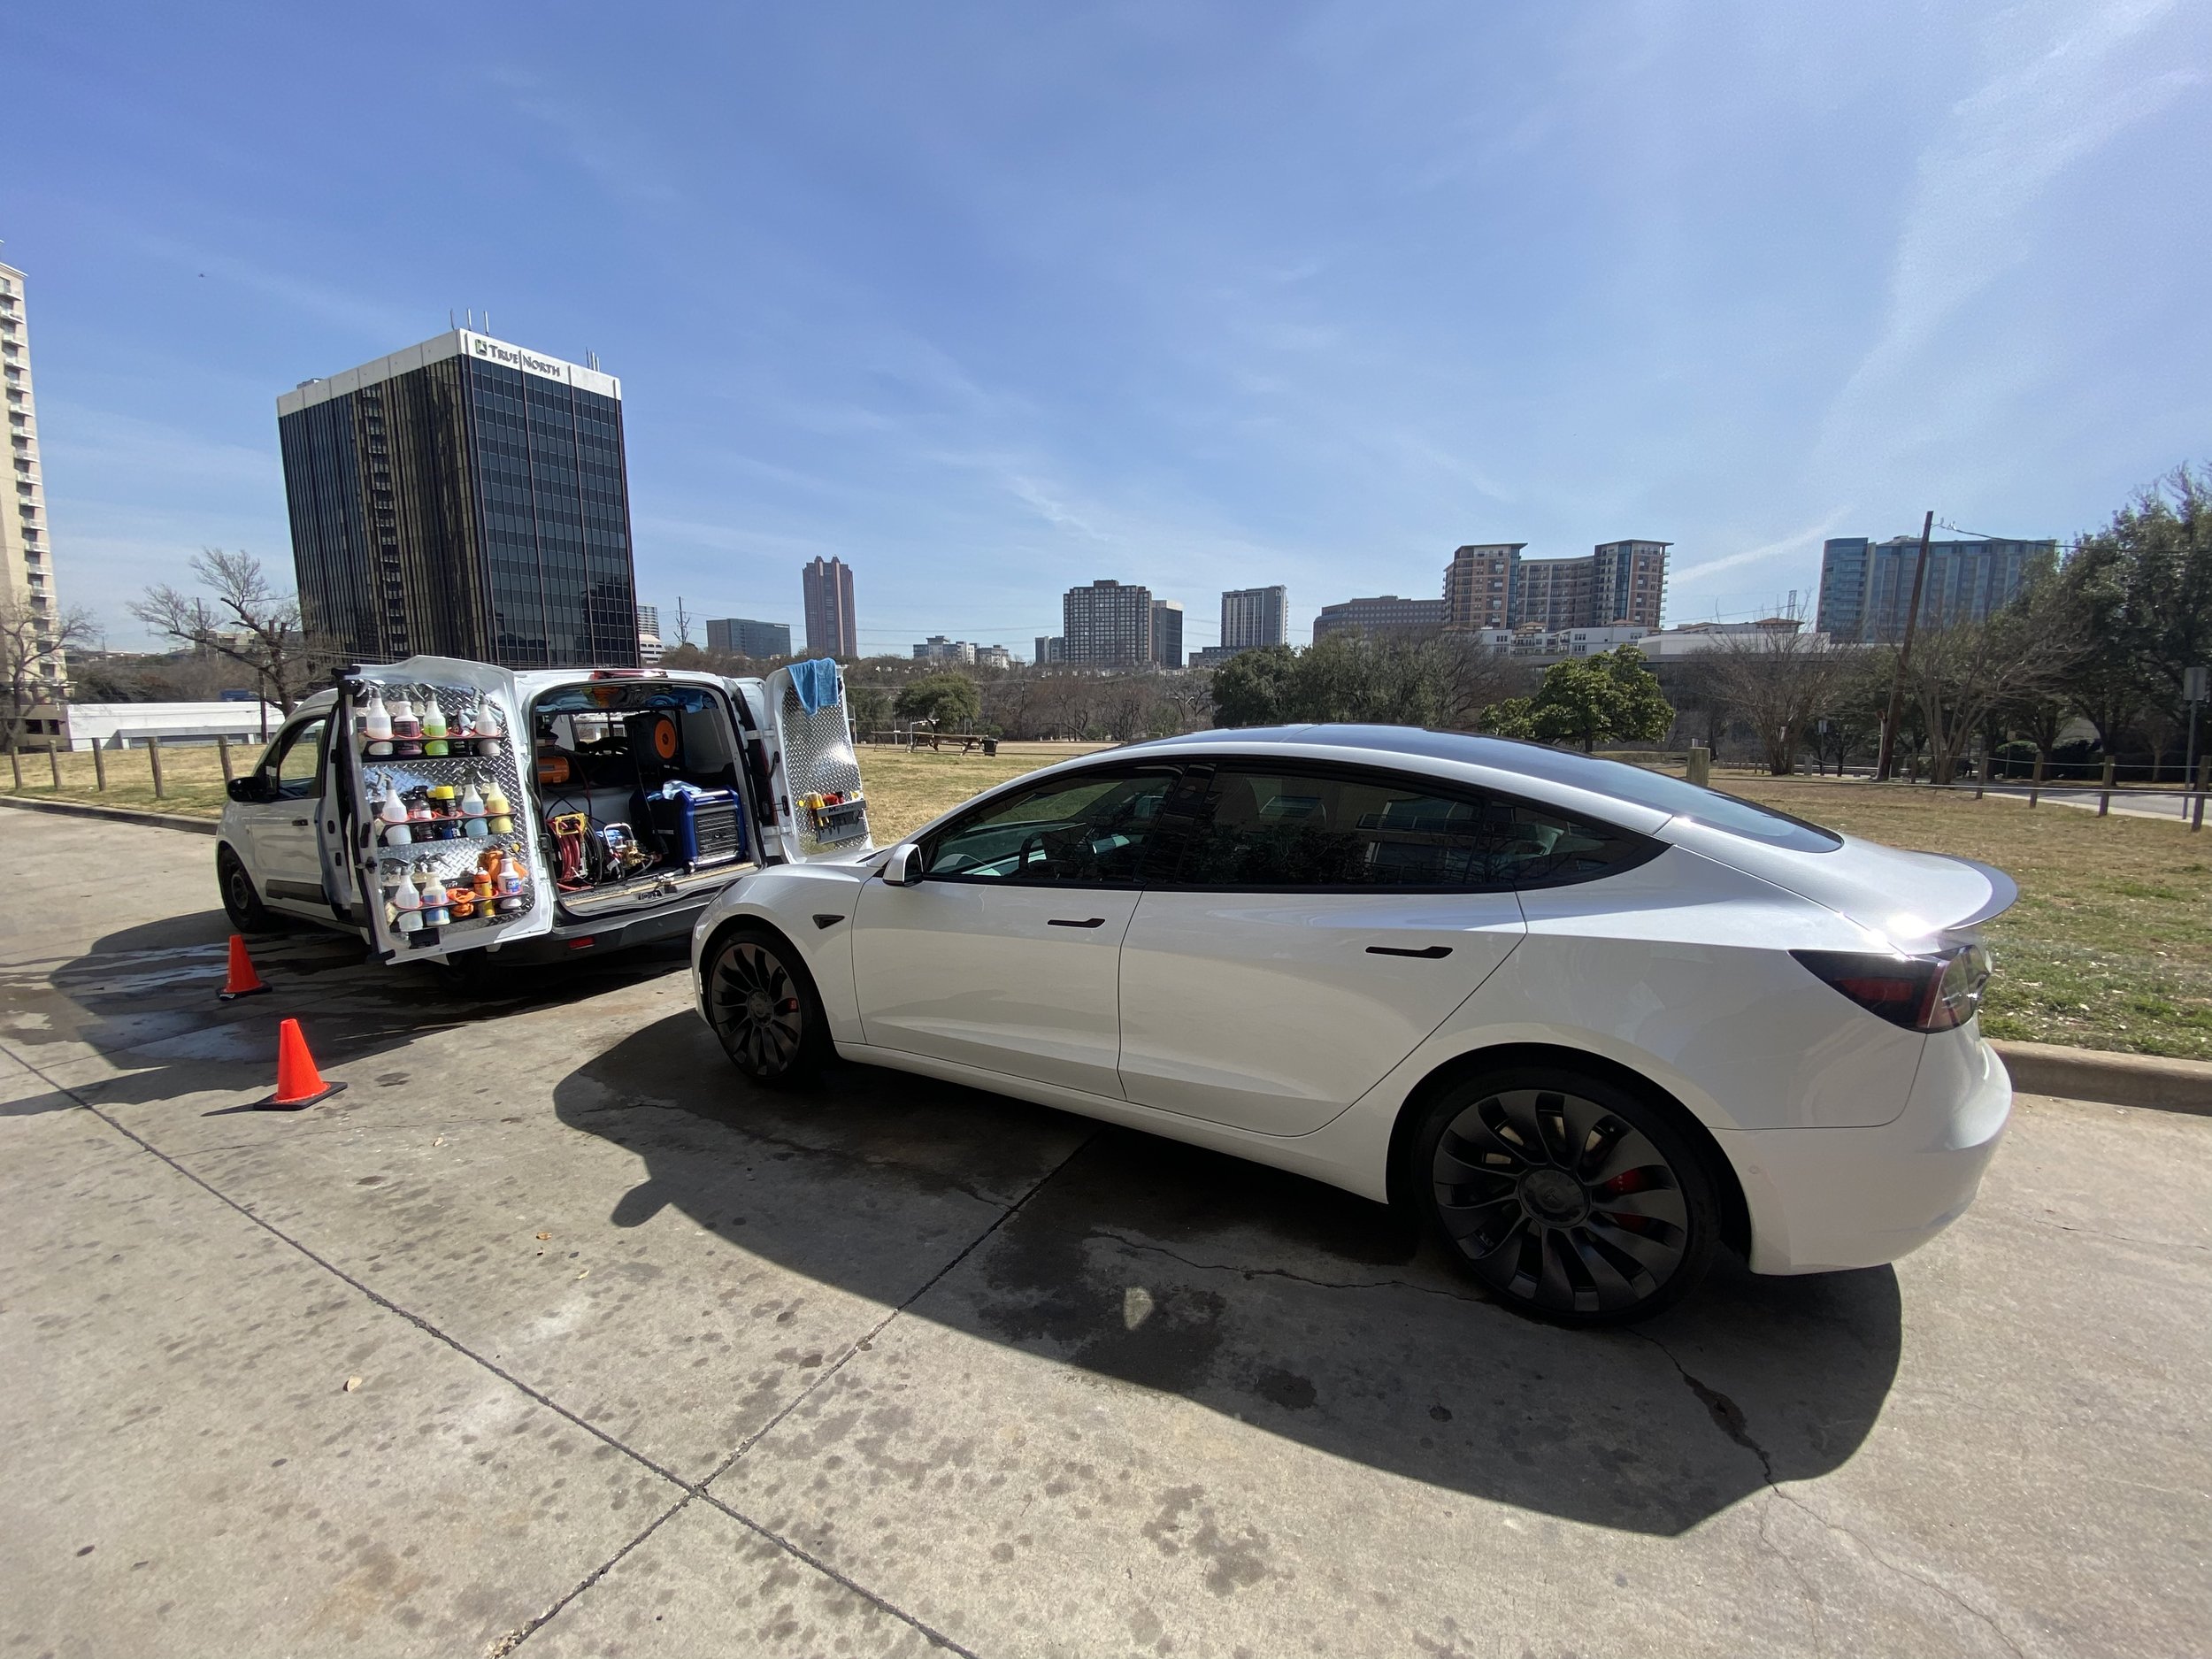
217;845;280;935
703;924;831;1087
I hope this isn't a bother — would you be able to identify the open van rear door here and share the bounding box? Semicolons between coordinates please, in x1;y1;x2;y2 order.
747;661;873;863
334;656;556;963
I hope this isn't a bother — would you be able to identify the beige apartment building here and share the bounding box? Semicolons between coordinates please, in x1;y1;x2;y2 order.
2;260;65;691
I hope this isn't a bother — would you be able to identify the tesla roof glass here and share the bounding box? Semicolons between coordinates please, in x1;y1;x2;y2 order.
1140;725;1842;852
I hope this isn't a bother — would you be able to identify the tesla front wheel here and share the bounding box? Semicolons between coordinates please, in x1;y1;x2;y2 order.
1410;1066;1718;1326
704;926;829;1087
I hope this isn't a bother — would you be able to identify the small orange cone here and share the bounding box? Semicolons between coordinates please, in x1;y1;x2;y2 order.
218;934;272;1002
256;1018;347;1111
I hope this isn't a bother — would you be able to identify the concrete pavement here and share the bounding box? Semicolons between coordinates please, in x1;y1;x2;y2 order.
1;809;2205;1656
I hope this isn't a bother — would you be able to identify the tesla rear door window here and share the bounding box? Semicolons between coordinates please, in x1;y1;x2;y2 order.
1163;767;1651;889
925;770;1173;884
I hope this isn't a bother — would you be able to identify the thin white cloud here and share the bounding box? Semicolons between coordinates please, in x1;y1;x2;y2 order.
1671;510;1854;588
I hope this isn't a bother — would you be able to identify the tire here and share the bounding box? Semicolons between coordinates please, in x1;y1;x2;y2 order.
216;844;280;935
1407;1064;1719;1326
703;925;831;1087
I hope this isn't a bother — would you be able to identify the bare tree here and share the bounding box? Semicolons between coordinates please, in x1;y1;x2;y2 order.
1701;628;1852;775
1432;634;1525;730
1907;605;2081;785
0;595;94;753
129;549;321;727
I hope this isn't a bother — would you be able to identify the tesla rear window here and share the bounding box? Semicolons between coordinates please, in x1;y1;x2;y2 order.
1490;746;1842;851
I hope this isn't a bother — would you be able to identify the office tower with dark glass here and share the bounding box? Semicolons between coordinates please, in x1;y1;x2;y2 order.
706;617;792;658
803;556;857;657
1816;534;2055;643
277;330;639;669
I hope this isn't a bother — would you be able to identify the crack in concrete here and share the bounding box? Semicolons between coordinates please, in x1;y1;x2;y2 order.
1092;1229;1486;1304
1638;1329;2031;1659
4;1043;987;1659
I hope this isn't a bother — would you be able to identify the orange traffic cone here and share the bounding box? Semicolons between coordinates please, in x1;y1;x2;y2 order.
218;934;272;1002
256;1018;347;1111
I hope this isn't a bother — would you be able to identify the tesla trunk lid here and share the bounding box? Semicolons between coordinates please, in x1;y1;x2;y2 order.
1661;817;2017;943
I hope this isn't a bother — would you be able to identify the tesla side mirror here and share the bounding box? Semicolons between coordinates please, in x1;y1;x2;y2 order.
881;842;924;887
227;775;270;804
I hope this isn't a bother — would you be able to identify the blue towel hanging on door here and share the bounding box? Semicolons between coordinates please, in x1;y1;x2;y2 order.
789;658;842;714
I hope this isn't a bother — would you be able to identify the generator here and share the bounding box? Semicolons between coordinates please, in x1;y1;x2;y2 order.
647;787;746;869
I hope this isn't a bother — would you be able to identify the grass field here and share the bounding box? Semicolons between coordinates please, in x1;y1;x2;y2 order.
8;740;2205;1059
1724;776;2212;1061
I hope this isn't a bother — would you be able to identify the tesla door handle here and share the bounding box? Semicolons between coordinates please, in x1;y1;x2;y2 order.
1048;917;1108;928
290;818;311;827
1367;944;1453;959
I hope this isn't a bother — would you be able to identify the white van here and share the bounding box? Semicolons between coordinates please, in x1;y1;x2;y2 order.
214;656;870;969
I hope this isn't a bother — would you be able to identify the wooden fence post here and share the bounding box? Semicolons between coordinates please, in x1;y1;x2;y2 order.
6;747;19;790
148;736;165;800
92;742;107;793
48;745;62;789
218;735;234;781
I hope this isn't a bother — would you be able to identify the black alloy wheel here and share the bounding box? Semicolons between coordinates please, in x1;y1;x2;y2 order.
706;928;827;1086
216;844;278;934
1413;1068;1718;1325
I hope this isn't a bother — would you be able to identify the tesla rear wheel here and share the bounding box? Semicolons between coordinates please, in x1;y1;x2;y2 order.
1410;1066;1718;1326
217;845;279;934
705;926;828;1087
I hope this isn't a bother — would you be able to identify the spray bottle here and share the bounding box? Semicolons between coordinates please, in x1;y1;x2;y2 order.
389;687;422;757
394;864;423;933
496;850;526;913
422;695;449;757
478;700;506;761
363;687;393;757
483;780;513;835
379;784;412;846
460;775;488;837
419;862;450;926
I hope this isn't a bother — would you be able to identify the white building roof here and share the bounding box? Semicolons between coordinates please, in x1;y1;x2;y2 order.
277;330;619;417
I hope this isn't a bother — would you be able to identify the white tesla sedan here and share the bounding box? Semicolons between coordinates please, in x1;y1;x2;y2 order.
690;726;2014;1325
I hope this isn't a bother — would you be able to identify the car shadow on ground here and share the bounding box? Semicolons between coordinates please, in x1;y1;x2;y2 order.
557;1012;1904;1537
2;912;693;1114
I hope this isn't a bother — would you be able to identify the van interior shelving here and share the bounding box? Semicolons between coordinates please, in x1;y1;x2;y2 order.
529;681;758;919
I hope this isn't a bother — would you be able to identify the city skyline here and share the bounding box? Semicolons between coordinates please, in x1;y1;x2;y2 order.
11;6;2203;660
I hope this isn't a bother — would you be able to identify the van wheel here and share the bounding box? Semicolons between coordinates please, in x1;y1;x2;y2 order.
704;926;829;1087
217;845;279;934
1407;1065;1718;1326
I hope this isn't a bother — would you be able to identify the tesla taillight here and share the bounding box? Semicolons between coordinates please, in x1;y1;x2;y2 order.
1791;945;1992;1033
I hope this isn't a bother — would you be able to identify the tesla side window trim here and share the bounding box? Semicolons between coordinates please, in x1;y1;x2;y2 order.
1145;760;1660;893
919;766;1179;887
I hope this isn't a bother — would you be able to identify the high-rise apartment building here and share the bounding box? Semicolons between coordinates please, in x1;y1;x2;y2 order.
1035;635;1067;664
1441;540;1668;633
1816;534;2054;643
1;262;64;691
1443;545;1525;632
1150;599;1184;669
278;330;638;668
635;603;659;637
803;556;857;657
706;617;792;658
1220;586;1288;652
1062;580;1154;667
1591;540;1669;630
1313;595;1448;644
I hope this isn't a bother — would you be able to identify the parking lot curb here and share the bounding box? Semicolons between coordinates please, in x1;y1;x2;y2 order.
1993;1040;2212;1116
0;794;219;837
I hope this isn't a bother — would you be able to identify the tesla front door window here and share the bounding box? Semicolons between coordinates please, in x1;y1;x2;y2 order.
852;768;1175;1095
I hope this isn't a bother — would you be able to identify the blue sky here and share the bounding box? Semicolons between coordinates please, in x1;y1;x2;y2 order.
11;1;2209;657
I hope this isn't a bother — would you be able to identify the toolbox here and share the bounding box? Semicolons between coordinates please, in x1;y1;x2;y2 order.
647;787;746;868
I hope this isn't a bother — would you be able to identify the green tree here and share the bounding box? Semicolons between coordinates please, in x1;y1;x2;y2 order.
895;673;981;728
1211;643;1298;726
1493;644;1673;752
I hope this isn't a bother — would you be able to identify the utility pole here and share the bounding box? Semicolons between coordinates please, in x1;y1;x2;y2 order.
1875;511;1935;783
